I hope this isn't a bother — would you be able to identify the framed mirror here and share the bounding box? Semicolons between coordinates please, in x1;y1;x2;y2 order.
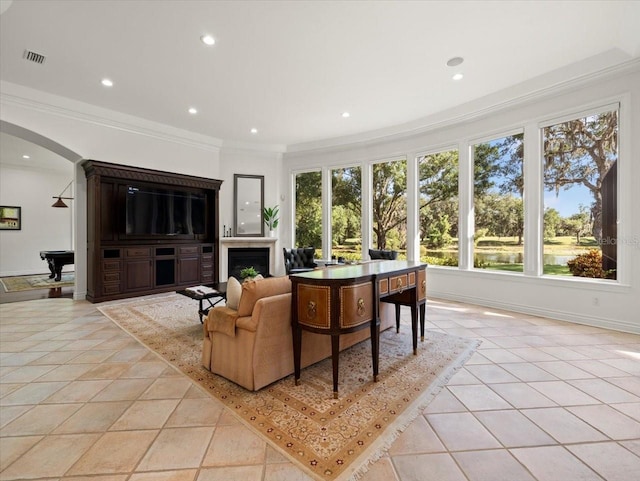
234;174;264;237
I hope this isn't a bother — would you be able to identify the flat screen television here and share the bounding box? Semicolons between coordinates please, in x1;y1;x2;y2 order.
125;186;206;236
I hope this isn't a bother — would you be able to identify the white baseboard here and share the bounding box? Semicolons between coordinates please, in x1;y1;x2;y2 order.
428;290;640;335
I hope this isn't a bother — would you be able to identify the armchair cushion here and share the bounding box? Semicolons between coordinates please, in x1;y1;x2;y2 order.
237;276;292;317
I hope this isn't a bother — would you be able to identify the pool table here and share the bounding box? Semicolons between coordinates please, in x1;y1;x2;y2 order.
39;250;74;281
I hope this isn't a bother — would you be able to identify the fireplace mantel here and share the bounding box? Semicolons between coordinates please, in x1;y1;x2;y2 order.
220;237;278;279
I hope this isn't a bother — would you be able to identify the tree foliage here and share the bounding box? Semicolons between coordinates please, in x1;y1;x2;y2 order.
372;160;407;249
419;150;459;247
543;110;618;241
332;167;362;246
295;171;322;248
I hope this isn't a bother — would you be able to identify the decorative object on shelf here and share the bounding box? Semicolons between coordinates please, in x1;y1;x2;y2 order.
0;206;21;230
240;266;259;281
263;205;279;237
234;174;264;237
52;180;74;208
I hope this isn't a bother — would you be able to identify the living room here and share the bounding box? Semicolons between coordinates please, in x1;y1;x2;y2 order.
1;1;639;480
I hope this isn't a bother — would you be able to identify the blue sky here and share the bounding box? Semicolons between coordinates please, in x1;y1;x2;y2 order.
544;183;593;217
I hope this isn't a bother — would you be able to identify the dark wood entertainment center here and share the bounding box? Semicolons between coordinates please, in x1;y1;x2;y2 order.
82;160;222;303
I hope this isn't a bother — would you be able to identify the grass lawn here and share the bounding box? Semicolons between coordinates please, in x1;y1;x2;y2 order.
332;236;589;277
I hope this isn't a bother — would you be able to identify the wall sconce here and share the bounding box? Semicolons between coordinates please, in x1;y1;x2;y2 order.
52;180;74;208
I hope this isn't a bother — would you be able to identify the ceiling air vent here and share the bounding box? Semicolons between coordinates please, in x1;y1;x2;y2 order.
23;49;46;64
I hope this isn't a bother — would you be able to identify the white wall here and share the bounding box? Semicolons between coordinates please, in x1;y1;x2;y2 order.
218;146;285;275
283;63;640;333
0;163;73;276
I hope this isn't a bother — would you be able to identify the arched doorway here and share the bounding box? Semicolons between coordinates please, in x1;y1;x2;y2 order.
0;121;86;300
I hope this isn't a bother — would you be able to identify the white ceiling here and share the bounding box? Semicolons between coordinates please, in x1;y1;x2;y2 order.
0;131;71;173
1;0;639;148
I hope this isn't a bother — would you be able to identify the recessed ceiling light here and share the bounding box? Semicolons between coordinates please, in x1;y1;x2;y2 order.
101;78;113;87
446;57;464;67
250;128;258;134
188;107;198;114
22;154;30;159
452;73;464;81
201;34;215;46
342;112;350;118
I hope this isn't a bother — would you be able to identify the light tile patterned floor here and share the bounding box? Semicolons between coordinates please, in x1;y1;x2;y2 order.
1;297;639;481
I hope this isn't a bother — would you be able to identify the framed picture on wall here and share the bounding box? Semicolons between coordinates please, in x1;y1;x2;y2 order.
0;206;22;230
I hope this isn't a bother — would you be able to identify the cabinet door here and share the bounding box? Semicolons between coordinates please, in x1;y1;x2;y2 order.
178;256;200;284
125;259;153;291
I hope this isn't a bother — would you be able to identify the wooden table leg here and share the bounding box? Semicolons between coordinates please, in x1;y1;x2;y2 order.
371;318;380;382
331;335;340;399
411;303;418;355
293;323;302;386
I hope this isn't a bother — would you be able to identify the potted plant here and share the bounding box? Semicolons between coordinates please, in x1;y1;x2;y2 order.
263;205;279;237
240;266;259;281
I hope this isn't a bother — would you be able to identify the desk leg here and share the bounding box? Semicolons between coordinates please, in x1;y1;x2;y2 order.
331;335;340;399
395;304;401;333
411;304;418;355
293;324;302;386
198;299;204;324
419;303;426;341
371;319;380;382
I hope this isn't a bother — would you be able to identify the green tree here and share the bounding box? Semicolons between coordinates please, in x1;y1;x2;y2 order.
332;167;362;246
419;150;459;246
544;207;562;240
372;160;407;249
562;205;591;244
295;171;322;248
543;110;617;242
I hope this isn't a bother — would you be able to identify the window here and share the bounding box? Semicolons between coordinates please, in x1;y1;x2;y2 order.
295;170;322;252
473;133;524;272
331;167;362;260
372;159;407;256
542;108;618;280
418;149;459;266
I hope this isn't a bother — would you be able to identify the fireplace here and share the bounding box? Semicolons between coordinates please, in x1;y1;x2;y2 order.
228;247;270;280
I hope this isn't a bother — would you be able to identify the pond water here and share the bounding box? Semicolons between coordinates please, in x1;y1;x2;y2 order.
424;250;576;266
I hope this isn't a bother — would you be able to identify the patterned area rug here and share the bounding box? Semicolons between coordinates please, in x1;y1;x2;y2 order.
98;294;479;481
0;272;74;292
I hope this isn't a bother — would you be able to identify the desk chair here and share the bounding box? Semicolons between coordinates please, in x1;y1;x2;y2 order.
283;247;317;274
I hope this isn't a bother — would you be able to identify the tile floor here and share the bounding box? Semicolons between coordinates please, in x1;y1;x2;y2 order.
1;296;639;481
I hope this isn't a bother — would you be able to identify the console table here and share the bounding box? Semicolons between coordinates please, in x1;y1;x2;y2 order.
290;260;427;398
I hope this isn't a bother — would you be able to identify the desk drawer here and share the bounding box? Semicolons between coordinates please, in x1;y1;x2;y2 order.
340;282;373;328
380;273;411;295
418;268;426;300
296;284;331;329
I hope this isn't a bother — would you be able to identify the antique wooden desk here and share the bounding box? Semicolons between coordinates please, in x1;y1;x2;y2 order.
290;260;427;398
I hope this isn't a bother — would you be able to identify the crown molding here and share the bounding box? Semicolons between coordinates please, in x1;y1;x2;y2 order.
221;139;286;154
0;81;223;153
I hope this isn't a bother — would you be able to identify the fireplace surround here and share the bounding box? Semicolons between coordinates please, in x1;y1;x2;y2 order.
219;237;278;280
